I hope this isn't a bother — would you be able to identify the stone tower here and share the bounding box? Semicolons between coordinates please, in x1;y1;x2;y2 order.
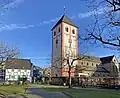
51;15;78;78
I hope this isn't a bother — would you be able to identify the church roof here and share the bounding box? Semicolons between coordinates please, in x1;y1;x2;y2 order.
52;15;78;30
100;55;114;64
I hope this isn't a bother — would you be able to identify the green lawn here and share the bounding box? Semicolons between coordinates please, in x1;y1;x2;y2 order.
40;86;120;98
0;85;27;94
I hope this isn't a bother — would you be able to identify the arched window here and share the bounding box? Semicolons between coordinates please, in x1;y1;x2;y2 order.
92;63;94;66
54;31;56;36
65;27;68;32
87;63;89;65
72;29;75;34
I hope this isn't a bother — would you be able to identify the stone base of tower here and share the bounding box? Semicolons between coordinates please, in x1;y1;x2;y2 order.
51;67;75;85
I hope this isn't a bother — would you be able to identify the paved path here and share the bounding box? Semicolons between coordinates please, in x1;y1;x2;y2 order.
27;88;69;98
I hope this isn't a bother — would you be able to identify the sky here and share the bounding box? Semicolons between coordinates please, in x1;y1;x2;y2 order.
0;0;117;68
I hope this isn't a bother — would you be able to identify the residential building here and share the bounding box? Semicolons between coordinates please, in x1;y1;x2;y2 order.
5;58;33;83
32;66;44;83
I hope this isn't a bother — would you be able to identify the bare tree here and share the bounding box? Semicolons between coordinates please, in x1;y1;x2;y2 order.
52;47;89;88
81;0;120;51
0;42;20;67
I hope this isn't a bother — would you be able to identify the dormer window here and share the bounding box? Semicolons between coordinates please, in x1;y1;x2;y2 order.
65;27;68;32
54;31;56;36
72;29;75;34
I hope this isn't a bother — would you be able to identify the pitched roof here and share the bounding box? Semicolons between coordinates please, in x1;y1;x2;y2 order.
100;55;114;64
34;66;44;71
95;67;110;73
52;15;78;30
79;54;100;63
5;58;32;69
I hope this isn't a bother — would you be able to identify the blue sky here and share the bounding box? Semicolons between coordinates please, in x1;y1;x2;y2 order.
0;0;116;68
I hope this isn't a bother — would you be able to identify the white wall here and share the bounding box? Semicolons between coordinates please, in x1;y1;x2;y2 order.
63;22;78;67
5;69;32;82
52;23;62;67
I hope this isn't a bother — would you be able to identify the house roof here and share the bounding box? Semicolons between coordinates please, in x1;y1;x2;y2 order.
95;67;110;73
5;58;32;69
100;55;114;64
79;54;100;63
51;15;78;30
34;66;44;71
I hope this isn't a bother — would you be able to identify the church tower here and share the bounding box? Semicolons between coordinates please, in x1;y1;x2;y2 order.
51;15;78;78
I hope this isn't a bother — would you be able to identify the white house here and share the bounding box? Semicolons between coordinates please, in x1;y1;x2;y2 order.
5;58;33;83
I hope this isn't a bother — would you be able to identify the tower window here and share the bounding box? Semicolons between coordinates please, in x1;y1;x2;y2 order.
54;31;56;36
58;27;60;32
72;29;75;34
65;27;68;32
87;63;89;66
81;62;83;65
92;63;94;66
56;39;58;44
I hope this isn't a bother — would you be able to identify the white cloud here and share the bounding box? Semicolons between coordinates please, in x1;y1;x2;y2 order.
3;0;24;9
0;7;109;32
0;0;25;15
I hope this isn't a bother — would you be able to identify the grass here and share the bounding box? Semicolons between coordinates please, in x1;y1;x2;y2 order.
40;85;120;98
0;85;28;94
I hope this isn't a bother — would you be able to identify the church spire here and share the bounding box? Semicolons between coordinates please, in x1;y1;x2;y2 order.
63;6;66;15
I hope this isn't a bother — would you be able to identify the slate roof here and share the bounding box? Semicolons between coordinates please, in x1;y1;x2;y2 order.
100;55;114;64
95;67;110;73
52;15;78;30
5;58;32;69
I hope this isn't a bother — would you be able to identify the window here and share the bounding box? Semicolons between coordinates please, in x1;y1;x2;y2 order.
65;27;68;32
81;62;83;65
107;74;109;76
56;39;58;44
87;63;89;66
92;63;94;66
56;39;58;48
54;31;56;36
72;29;75;34
58;27;60;32
11;75;15;79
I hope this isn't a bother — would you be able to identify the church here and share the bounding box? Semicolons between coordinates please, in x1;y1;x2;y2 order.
51;14;78;83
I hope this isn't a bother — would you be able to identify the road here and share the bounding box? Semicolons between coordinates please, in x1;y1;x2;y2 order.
26;84;69;98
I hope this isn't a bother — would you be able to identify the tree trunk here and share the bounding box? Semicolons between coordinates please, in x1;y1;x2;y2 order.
68;65;72;88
